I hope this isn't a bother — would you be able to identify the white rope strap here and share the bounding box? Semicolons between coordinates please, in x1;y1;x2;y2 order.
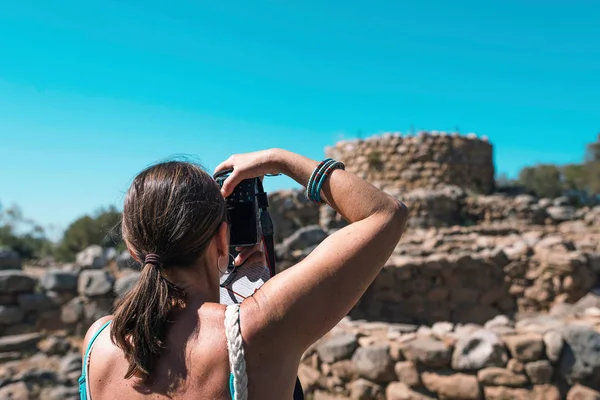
225;304;248;400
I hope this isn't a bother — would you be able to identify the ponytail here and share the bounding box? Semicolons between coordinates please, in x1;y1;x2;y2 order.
116;160;228;382
111;261;185;382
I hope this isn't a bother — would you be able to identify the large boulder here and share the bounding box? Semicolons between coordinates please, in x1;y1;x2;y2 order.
316;333;358;363
515;315;565;335
394;361;421;388
78;270;114;297
558;325;600;389
76;245;107;269
483;385;560;400
83;298;114;323
116;250;140;270
40;269;78;292
386;382;435;400
404;186;465;228
0;247;21;270
421;371;481;400
351;344;395;383
515;194;537;206
547;206;577;222
114;272;141;298
268;190;320;243
276;225;328;259
567;384;600;400
503;333;545;362
38;335;71;356
525;360;553;384
104;247;117;261
543;330;564;363
0;305;24;325
401;337;453;368
452;329;508;371
0;293;16;306
0;270;35;293
17;292;56;313
554;196;571;206
477;367;529;387
0;382;30;400
330;360;357;382
46;290;76;307
61;297;85;325
348;379;384;400
0;333;43;352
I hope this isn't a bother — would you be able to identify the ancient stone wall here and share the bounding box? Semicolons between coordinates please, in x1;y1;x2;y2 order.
325;132;495;195
268;190;320;243
353;232;598;325
269;191;600;325
3;227;597;337
299;305;600;400
1;211;599;399
0;245;139;338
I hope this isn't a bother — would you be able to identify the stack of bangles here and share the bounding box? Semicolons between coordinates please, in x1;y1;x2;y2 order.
306;158;345;204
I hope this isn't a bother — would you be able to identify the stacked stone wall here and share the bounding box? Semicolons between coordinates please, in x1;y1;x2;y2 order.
0;246;139;338
353;235;598;325
325;132;495;195
299;308;600;400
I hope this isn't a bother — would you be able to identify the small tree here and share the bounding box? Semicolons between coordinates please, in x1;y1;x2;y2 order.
518;164;563;198
562;164;588;192
54;206;123;262
0;204;53;260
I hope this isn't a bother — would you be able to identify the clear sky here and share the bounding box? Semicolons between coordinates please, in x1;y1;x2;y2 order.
0;1;598;237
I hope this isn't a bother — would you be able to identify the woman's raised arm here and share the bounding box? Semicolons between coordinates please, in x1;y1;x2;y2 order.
216;149;409;357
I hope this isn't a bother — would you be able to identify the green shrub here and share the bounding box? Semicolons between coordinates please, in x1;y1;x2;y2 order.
54;206;123;262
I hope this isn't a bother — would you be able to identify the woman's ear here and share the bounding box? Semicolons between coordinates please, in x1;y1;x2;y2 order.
216;221;229;257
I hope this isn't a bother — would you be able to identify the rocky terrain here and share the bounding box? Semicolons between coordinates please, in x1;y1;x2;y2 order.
0;246;139;399
301;302;600;400
1;133;600;399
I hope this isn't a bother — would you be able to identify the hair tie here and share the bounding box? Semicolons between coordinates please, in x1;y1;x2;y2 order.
144;253;162;267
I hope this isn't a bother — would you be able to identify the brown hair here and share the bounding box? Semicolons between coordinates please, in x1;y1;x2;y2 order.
111;161;227;382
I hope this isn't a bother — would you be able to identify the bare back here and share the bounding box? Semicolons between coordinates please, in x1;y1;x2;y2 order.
85;303;299;400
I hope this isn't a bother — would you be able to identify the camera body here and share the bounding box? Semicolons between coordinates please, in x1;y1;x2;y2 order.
214;169;261;247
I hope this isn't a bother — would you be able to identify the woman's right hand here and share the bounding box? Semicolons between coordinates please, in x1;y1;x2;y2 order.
214;149;284;197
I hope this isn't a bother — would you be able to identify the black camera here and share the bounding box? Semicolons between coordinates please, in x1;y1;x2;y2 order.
214;169;263;248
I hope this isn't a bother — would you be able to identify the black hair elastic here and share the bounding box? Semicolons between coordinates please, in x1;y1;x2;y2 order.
144;253;162;267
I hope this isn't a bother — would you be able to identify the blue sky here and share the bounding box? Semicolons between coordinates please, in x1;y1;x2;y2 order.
0;1;598;236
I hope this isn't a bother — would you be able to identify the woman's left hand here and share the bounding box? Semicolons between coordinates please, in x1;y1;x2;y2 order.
234;243;266;268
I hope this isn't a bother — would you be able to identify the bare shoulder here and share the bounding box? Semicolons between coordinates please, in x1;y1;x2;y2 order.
238;293;280;349
81;315;114;357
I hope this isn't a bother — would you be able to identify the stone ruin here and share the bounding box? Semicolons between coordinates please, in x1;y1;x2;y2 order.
325;132;495;194
1;132;600;399
272;132;600;399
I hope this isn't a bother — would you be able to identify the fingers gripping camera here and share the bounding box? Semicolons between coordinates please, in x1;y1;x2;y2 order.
214;169;263;247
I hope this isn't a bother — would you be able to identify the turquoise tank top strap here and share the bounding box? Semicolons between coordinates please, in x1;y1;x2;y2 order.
78;320;112;400
77;320;235;399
